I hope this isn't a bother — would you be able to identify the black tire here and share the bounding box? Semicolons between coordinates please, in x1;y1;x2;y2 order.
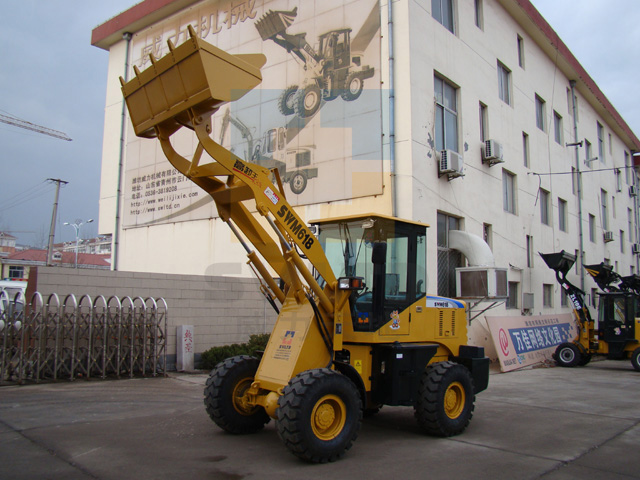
289;171;307;194
295;84;322;118
414;361;475;437
578;353;592;366
340;72;364;101
204;355;270;434
278;85;298;116
276;368;362;463
554;343;581;367
631;347;640;372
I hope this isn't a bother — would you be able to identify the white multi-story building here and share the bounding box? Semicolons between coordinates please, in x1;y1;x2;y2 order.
92;0;639;327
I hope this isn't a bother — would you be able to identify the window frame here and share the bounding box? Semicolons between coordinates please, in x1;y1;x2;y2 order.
497;61;512;105
535;94;546;131
434;74;459;153
503;169;517;214
558;198;568;232
432;0;455;33
539;188;550;226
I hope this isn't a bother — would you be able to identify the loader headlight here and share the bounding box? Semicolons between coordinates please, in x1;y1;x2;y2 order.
338;277;364;290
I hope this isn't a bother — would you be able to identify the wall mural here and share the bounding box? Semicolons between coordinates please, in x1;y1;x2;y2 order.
123;0;383;228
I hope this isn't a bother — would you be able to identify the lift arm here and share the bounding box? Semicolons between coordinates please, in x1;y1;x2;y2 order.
120;26;336;313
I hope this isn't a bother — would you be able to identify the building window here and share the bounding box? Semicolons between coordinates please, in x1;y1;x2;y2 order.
483;223;493;248
625;151;632;185
479;102;488;142
567;87;579;121
591;288;598;308
561;290;569;307
434;75;459;152
543;284;554;308
615;169;622;192
507;282;519;309
497;62;511;105
523;132;530;168
437;212;463;298
432;0;454;33
609;133;613;156
474;0;483;29
535;95;546;131
503;170;516;214
601;189;608;230
8;266;24;279
628;208;634;243
597;121;605;164
526;235;533;268
517;35;525;68
540;188;550;225
571;167;578;196
585;139;593;168
553;111;563;145
621;230;625;253
558;198;567;232
589;214;596;243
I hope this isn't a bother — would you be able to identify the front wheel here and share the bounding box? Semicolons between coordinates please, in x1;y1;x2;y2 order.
554;343;581;367
276;368;362;463
204;355;270;434
289;171;307;194
295;84;322;118
631;347;640;372
340;72;364;101
414;361;475;437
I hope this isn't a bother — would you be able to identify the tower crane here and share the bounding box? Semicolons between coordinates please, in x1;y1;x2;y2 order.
0;112;72;141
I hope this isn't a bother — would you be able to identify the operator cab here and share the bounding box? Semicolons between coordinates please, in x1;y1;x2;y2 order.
312;214;427;332
596;292;638;357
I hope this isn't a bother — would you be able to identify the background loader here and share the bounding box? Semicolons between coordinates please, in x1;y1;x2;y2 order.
540;251;640;371
121;27;489;462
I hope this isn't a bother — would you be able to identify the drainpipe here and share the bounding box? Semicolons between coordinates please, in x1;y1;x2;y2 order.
388;0;397;217
113;32;132;271
570;80;584;291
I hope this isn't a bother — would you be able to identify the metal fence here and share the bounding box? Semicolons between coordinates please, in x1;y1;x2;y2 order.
0;291;167;385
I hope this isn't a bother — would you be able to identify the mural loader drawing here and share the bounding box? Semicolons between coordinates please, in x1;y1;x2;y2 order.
255;7;375;117
121;27;489;462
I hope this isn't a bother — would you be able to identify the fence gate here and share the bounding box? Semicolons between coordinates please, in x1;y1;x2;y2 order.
0;291;167;385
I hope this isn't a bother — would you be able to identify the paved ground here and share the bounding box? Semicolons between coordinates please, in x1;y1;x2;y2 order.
0;359;639;480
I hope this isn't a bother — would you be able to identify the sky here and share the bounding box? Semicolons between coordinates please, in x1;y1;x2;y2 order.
0;0;639;248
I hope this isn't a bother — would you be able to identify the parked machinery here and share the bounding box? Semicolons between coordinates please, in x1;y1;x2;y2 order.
540;251;640;371
121;28;489;462
255;7;375;117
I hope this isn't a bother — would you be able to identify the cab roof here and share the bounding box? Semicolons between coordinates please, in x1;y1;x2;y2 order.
310;213;429;228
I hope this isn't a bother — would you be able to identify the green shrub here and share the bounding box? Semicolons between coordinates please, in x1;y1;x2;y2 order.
200;333;271;371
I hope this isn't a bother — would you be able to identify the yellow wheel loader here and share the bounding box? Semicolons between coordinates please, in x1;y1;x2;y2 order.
121;27;489;463
541;251;640;371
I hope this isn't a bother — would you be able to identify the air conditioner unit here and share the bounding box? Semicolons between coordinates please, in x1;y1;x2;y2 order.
482;139;504;165
630;185;638;197
522;293;535;310
455;267;508;299
604;231;614;243
438;149;464;178
632;243;640;255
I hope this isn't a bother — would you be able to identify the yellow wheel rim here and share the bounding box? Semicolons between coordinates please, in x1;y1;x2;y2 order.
232;377;256;416
444;381;466;419
311;394;347;440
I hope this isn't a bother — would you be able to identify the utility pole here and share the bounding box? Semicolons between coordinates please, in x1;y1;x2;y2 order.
46;178;68;266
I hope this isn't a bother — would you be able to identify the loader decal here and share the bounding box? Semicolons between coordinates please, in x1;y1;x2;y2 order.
276;204;315;249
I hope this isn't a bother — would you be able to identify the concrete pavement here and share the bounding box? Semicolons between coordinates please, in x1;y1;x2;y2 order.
1;359;639;480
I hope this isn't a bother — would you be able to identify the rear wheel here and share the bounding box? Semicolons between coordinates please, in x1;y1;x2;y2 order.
340;72;364;101
204;355;270;434
631;347;640;372
289;171;307;194
414;361;475;437
554;343;581;367
277;368;362;463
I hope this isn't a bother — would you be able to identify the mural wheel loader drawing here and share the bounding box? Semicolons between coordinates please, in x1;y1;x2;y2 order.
255;7;375;118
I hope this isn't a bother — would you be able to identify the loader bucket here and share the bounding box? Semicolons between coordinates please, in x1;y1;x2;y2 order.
255;7;298;40
620;274;640;294
584;262;619;291
539;250;576;277
121;25;266;138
